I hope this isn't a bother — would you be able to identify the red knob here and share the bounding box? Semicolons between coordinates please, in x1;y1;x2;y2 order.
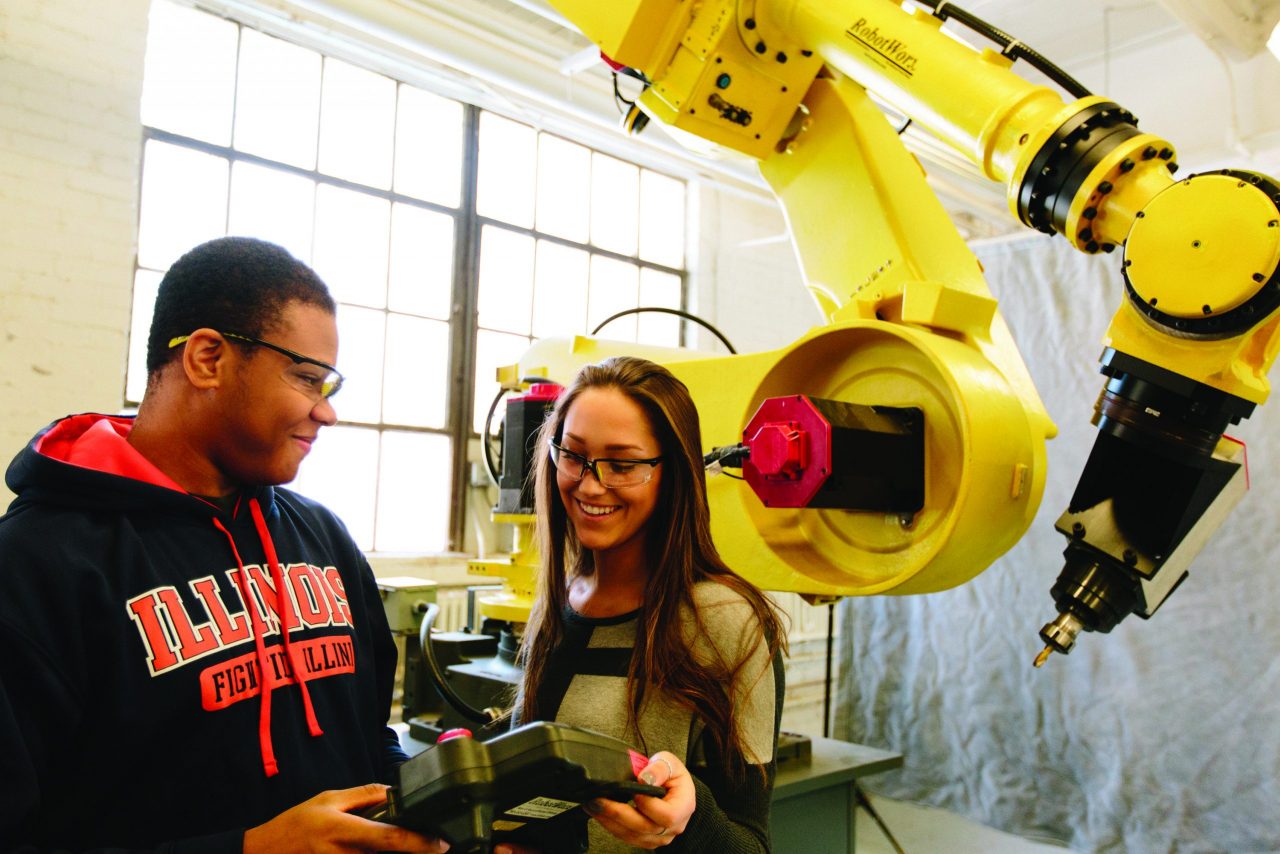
749;422;806;478
524;383;564;401
437;728;473;742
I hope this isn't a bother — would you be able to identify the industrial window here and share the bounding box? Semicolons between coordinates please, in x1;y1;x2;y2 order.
129;0;689;553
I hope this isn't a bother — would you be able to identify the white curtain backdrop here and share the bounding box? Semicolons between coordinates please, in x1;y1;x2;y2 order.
833;235;1280;853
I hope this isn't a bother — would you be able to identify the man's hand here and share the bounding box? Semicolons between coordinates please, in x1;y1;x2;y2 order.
585;751;695;849
243;784;450;854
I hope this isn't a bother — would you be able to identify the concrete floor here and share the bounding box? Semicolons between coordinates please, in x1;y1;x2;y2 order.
854;794;1071;854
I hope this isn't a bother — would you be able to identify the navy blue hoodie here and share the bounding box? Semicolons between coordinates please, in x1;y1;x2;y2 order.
0;414;407;852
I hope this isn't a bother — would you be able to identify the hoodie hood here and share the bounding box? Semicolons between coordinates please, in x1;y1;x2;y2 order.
7;413;276;517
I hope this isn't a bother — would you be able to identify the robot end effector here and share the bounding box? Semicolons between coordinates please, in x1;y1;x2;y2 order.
1033;163;1280;665
1035;351;1254;667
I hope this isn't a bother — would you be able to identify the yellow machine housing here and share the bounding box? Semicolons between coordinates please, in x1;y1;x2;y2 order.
464;0;1280;657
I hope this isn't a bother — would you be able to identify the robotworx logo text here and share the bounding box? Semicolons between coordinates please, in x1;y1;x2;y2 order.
846;18;918;75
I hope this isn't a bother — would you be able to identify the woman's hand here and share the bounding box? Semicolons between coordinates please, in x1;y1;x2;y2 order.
243;784;450;854
585;751;695;849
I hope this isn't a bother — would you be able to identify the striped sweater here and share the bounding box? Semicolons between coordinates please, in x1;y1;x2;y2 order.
526;580;784;853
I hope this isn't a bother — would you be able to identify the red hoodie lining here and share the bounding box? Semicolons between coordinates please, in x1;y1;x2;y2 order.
36;415;186;492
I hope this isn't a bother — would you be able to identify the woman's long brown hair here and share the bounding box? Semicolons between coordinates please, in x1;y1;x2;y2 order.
518;356;787;777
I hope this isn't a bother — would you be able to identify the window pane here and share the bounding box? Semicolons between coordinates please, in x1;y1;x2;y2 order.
536;134;590;242
388;203;453;320
477;112;536;227
333;305;386;425
531;240;589;339
318;58;395;189
383;314;449;428
395;86;463;207
289;425;379;551
639;170;686;267
590;153;639;255
474;329;531;433
141;0;237;145
234;29;321;169
137;140;228;270
588;256;640;342
228;161;315;263
313;184;390;308
126;269;164;404
477;226;535;334
638;268;683;347
376;431;451;552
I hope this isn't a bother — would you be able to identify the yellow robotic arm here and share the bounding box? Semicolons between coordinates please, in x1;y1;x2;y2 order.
510;0;1280;662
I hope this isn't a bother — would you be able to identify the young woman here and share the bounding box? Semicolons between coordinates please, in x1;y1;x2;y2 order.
511;356;787;853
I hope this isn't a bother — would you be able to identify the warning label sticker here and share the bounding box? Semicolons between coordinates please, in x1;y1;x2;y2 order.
505;796;580;819
492;820;526;831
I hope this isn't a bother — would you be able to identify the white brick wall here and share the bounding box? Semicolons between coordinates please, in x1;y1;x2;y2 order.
0;0;149;503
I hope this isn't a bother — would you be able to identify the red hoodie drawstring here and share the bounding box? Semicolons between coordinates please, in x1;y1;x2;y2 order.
212;499;324;778
249;498;325;739
214;518;279;777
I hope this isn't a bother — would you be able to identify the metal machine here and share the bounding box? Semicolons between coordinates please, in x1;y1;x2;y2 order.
437;0;1280;700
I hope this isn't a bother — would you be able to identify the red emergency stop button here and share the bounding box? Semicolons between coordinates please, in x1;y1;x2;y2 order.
748;422;807;479
437;728;473;742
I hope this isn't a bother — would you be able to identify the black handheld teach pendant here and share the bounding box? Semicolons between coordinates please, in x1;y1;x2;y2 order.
364;721;666;853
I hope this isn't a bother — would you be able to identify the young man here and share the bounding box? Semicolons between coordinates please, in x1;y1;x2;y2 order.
0;237;447;853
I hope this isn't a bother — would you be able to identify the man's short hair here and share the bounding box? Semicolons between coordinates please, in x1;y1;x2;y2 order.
145;236;337;377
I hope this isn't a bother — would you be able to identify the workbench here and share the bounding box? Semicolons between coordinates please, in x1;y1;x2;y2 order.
772;735;902;853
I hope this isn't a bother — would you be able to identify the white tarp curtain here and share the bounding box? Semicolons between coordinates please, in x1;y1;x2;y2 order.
833;235;1280;853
